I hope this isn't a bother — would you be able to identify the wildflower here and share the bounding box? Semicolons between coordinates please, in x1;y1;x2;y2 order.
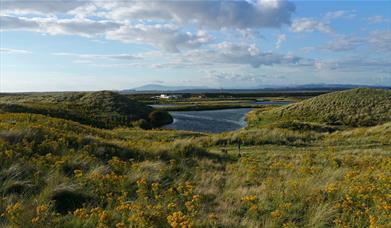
271;210;283;219
74;169;83;178
185;201;195;212
116;222;126;228
241;195;257;203
369;215;377;228
36;205;49;214
73;208;88;219
54;160;65;166
167;203;176;209
325;183;337;193
136;178;147;186
31;216;40;224
167;211;191;228
6;202;22;213
191;195;200;202
99;211;109;223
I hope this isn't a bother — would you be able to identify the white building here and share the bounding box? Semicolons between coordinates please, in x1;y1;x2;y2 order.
155;94;181;99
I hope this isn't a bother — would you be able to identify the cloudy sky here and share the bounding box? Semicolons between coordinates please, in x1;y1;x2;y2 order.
0;0;390;92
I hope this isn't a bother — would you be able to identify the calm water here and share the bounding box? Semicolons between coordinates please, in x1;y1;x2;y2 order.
252;101;292;105
162;108;251;133
151;100;292;108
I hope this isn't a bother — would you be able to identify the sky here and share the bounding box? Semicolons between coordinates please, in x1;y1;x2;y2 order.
0;0;390;92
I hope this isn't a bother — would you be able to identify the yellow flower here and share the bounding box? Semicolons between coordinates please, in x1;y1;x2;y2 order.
73;208;88;219
185;201;195;212
116;222;126;228
325;183;337;193
136;178;147;185
167;211;192;228
369;215;377;228
191;195;200;202
74;169;83;178
271;210;283;219
31;216;40;224
241;195;257;203
36;205;49;214
167;203;176;209
6;202;22;214
99;211;109;223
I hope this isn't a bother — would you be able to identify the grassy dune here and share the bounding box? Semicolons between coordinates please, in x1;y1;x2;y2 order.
248;88;391;127
0;88;390;227
0;91;172;129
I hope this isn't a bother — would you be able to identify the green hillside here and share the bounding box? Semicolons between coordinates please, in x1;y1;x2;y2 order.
0;91;172;129
0;89;390;227
248;88;391;127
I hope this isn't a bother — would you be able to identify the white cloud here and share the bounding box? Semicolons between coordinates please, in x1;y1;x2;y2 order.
53;52;142;61
322;30;390;53
367;16;389;24
275;34;286;49
324;10;356;20
313;57;391;73
106;24;213;52
98;0;295;29
0;48;31;54
0;16;120;37
0;16;40;30
0;0;296;53
0;0;86;14
323;36;364;51
368;30;391;52
290;18;333;34
183;42;301;68
205;71;265;86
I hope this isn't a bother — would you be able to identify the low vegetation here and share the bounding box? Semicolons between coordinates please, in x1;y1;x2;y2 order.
248;88;391;127
0;88;390;227
0;91;172;129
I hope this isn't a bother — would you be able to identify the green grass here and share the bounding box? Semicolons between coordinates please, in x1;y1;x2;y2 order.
248;88;391;127
0;91;172;129
0;88;390;227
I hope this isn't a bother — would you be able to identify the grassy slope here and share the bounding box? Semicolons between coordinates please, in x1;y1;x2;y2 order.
0;88;390;227
248;88;391;127
0;91;157;129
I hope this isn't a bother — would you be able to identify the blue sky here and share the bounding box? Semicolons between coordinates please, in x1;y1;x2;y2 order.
0;0;390;92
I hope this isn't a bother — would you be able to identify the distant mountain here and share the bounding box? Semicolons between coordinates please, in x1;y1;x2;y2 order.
256;84;391;90
123;83;390;94
130;84;210;92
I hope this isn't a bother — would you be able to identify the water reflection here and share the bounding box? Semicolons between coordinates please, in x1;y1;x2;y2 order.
162;108;251;133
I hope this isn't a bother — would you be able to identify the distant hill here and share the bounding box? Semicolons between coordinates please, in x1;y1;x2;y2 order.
130;84;210;92
0;91;171;129
124;83;390;94
249;88;391;127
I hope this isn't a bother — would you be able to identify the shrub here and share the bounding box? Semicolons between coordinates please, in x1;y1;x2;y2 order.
148;110;173;127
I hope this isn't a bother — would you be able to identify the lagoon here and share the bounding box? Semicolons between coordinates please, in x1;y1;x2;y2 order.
162;108;252;133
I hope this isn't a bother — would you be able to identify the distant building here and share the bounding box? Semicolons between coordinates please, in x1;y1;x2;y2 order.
153;94;182;99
